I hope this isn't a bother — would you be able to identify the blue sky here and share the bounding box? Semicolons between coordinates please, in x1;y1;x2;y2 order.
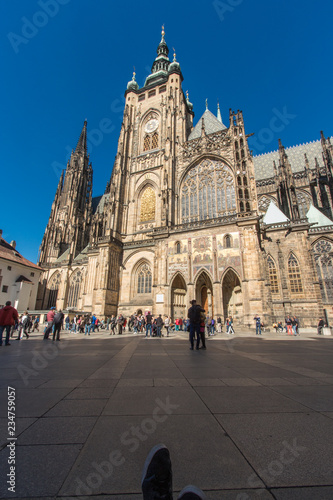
1;0;332;263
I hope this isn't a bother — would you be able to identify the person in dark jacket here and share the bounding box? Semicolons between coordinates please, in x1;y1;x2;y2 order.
188;299;205;350
155;314;164;337
53;310;64;341
0;301;18;346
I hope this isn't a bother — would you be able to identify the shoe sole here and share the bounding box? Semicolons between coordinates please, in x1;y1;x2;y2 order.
178;484;207;499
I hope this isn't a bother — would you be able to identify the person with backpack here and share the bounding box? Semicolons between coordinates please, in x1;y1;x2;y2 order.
188;299;205;350
52;309;64;341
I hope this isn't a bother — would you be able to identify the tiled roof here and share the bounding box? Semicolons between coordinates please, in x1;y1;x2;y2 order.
189;109;227;140
253;139;330;180
73;245;89;262
94;193;110;214
0;236;42;271
55;248;70;263
15;275;32;283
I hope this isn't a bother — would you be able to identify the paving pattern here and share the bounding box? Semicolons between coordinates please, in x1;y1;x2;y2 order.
0;330;333;499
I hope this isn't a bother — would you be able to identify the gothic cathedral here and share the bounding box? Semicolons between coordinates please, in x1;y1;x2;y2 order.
37;29;333;327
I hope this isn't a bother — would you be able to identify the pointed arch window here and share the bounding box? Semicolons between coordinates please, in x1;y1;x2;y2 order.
137;263;152;294
224;234;232;248
267;256;279;294
288;254;303;293
67;270;82;309
313;240;333;303
175;242;181;254
143;135;151;151
143;132;159;152
181;159;236;223
47;273;61;309
140;186;156;222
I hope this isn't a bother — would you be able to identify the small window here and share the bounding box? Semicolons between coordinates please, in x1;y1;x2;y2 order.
30;272;35;277
138;94;145;102
7;266;12;271
237;176;242;186
159;85;166;93
175;242;181;254
224;235;232;248
246;202;251;211
236;152;240;161
148;89;156;98
243;176;248;186
235;141;239;149
240;138;244;147
238;188;243;199
2;285;8;293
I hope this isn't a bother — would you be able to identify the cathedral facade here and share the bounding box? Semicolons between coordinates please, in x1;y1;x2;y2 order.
36;29;333;327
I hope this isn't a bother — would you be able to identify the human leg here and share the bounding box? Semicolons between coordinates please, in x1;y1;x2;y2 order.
142;444;173;500
195;323;201;349
189;324;195;349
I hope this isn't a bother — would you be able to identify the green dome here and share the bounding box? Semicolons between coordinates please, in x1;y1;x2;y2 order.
127;72;139;91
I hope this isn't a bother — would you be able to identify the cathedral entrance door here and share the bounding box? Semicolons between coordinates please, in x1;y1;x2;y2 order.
222;269;242;323
195;271;213;318
171;274;187;322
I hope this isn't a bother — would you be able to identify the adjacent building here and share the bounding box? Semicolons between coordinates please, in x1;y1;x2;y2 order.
0;231;43;311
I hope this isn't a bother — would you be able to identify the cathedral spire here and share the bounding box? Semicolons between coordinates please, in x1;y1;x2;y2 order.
75;120;88;155
217;102;222;123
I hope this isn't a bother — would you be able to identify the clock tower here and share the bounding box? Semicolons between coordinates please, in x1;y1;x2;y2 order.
105;26;194;243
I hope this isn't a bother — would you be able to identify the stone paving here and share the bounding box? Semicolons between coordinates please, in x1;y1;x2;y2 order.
0;328;333;499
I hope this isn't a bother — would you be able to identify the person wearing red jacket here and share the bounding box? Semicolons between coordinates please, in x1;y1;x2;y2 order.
0;301;19;346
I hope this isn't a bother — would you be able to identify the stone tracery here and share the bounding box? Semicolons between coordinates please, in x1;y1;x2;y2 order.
181;159;236;223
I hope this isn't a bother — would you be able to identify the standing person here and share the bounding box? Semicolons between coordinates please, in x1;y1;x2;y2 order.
32;315;40;332
211;317;215;336
188;299;205;350
292;317;298;336
254;315;262;335
199;310;207;349
164;315;170;337
216;316;222;333
317;317;325;335
44;307;56;340
110;315;116;335
145;311;153;338
65;315;70;330
285;315;293;336
117;313;124;335
106;317;110;331
175;318;179;331
155;314;164;337
0;301;19;346
71;315;77;333
179;317;183;331
52;309;64;341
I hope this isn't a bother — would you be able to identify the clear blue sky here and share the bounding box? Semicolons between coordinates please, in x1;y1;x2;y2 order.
1;0;332;263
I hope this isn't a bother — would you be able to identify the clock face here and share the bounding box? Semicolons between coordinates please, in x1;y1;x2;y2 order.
144;119;159;133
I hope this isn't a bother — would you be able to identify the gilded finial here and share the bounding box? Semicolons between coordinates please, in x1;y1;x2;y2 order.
186;90;189;99
161;24;165;40
172;47;177;62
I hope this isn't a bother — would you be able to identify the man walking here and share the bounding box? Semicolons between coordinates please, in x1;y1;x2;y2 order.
188;299;205;350
0;301;18;346
52;309;64;341
155;314;164;337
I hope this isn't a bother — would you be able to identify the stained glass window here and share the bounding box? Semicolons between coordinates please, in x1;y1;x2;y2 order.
137;264;152;294
143;135;150;151
47;272;61;309
288;254;303;293
313;240;333;303
181;159;236;223
140;187;156;222
267;256;279;294
67;270;82;308
151;132;158;149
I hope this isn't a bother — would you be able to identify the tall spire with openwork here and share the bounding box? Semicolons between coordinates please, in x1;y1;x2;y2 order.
75;119;88;155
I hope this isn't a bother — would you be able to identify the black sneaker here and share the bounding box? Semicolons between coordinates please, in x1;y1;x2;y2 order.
142;444;173;500
177;485;207;499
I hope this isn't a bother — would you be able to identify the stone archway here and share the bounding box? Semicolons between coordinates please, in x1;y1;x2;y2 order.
171;274;187;321
222;269;242;321
195;271;213;317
